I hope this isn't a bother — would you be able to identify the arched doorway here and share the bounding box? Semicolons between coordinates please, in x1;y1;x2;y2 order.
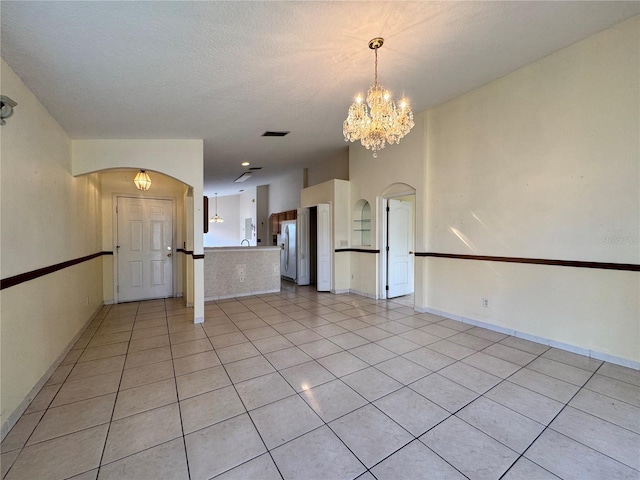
379;183;416;301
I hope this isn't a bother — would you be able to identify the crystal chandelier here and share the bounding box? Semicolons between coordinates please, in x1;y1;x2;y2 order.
134;170;151;190
210;193;224;223
344;38;414;158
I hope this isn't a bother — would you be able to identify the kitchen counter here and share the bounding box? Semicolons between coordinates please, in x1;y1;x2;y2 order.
204;246;281;300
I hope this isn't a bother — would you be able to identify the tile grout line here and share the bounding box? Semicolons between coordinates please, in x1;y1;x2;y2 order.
211;334;287;480
6;288;637;480
167;299;195;480
497;363;605;479
95;301;142;476
237;299;463;478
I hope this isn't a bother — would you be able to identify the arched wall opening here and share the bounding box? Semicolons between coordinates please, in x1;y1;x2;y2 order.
379;183;417;302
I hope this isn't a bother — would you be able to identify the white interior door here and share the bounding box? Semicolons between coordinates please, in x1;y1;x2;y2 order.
117;197;173;302
297;208;310;285
317;203;332;292
387;198;414;298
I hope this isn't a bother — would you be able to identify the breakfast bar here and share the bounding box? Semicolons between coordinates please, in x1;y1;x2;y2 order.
204;246;281;300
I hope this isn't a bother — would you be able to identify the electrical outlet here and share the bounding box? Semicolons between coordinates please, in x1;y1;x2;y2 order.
239;275;245;283
236;264;245;277
482;298;491;308
273;265;279;274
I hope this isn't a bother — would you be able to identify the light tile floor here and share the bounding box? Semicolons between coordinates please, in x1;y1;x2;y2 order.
2;284;639;479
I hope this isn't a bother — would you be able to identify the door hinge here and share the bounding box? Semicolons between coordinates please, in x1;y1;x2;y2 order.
386;245;389;252
385;285;389;291
386;206;390;212
116;205;118;213
117;285;119;293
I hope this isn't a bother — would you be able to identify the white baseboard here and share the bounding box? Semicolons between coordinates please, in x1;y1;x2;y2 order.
103;299;115;305
415;306;639;370
348;289;379;300
204;288;280;302
1;304;104;440
331;289;379;299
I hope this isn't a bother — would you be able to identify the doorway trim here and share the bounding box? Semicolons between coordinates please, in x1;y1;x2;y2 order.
113;194;177;303
378;183;416;300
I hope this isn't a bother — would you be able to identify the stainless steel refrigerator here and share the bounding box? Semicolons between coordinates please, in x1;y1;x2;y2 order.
278;220;297;282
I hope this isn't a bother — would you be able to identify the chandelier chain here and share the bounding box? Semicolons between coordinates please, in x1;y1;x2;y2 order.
374;46;378;86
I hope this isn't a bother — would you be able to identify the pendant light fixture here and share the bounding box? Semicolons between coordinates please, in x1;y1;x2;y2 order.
210;193;224;223
343;38;414;158
134;170;151;190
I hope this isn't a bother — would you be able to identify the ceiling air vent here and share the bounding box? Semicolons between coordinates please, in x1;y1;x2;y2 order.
262;131;290;137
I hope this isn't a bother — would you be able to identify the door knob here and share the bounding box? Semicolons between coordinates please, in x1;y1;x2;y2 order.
409;251;414;254
167;253;172;257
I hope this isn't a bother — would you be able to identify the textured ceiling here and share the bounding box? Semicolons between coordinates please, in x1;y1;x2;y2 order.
2;1;638;195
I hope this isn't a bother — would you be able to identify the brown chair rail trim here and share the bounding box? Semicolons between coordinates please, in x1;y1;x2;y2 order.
1;251;113;290
415;252;640;272
335;248;381;254
177;248;204;259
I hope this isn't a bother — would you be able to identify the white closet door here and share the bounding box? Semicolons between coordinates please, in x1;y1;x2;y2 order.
316;203;332;292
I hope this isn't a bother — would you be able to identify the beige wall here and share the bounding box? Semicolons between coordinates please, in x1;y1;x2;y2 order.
349;112;426;299
347;16;640;365
204;194;241;247
306;148;349;187
256;185;269;245
269;169;304;215
0;59;104;434
301;179;351;292
422;16;639;365
239;188;257;245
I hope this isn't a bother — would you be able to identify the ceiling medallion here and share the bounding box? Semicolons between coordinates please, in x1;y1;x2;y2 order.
343;37;414;158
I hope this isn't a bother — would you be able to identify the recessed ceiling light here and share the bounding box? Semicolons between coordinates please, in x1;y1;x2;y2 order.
241;162;250;166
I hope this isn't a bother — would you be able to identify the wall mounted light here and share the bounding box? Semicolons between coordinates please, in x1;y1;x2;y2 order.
0;95;17;125
134;170;152;190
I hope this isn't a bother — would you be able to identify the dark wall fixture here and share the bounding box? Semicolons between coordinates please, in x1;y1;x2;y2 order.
0;95;17;125
203;196;209;234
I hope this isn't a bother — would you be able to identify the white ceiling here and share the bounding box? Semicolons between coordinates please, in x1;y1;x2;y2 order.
2;1;637;196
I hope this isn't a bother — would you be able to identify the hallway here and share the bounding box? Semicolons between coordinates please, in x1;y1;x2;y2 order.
2;286;638;479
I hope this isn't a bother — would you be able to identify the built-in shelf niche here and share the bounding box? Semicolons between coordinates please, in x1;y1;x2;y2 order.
353;200;371;246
